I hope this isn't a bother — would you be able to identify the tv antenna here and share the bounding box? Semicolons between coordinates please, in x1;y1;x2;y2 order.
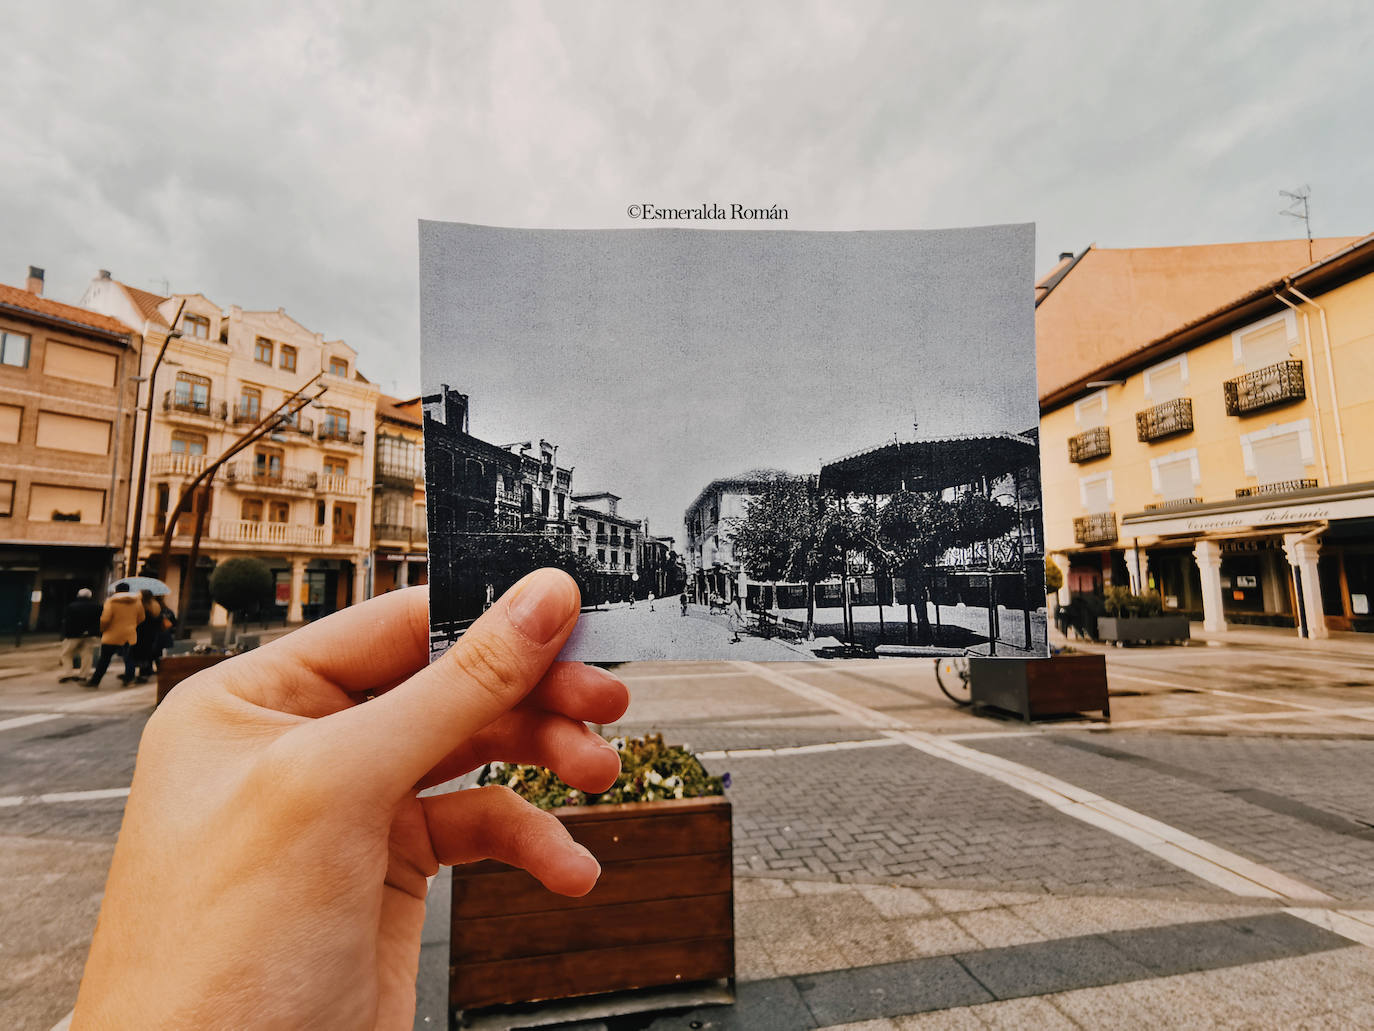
1279;186;1313;263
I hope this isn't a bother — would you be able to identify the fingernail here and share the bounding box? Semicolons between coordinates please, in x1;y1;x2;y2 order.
506;570;578;644
573;842;601;877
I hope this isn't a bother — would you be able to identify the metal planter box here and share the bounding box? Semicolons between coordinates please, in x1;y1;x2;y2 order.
450;795;734;1024
969;654;1109;721
155;654;229;706
1096;616;1190;645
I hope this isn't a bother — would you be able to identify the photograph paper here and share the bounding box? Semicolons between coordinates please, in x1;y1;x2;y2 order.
420;221;1047;662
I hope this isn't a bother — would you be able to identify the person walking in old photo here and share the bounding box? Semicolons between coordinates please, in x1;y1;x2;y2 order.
727;596;743;644
57;587;101;683
85;583;143;689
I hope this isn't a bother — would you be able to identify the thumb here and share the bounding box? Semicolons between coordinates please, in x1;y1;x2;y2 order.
320;568;580;793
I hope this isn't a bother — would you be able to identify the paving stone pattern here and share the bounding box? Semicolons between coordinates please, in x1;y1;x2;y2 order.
611;723;891;753
0;713;143;798
723;746;1219;898
970;733;1374;903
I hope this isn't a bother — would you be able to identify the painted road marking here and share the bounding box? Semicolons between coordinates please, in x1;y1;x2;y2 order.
0;786;130;808
735;661;1335;907
0;712;64;733
698;738;904;761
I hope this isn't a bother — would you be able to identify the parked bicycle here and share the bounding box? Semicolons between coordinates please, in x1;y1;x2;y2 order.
934;653;973;706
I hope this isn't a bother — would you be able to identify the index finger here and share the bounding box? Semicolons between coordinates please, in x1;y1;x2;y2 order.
315;568;581;793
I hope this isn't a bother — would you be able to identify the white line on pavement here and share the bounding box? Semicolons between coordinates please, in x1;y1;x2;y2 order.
735;661;1336;907
1283;908;1374;949
0;712;64;733
0;786;130;808
697;738;905;760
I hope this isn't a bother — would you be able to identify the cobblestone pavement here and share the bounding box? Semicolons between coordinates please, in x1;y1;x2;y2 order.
6;629;1374;1029
966;733;1374;903
571;603;815;661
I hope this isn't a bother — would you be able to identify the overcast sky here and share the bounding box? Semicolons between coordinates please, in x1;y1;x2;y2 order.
4;1;1373;402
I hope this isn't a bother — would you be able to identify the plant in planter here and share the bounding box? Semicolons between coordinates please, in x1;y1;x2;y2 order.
1098;586;1190;645
450;734;735;1021
208;557;273;645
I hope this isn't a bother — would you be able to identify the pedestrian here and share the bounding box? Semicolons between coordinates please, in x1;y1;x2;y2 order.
85;583;144;689
127;589;163;684
648;591;655;612
156;603;178;670
57;587;101;682
483;583;495;612
70;570;628;1029
727;597;743;643
679;591;688;616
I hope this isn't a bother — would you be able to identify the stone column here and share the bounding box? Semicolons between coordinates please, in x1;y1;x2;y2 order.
353;559;369;606
288;557;306;623
1283;534;1328;639
396;557;410;589
1125;548;1143;594
1192;539;1227;633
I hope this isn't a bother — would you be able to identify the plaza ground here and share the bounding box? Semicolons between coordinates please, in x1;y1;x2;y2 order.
2;623;1372;1029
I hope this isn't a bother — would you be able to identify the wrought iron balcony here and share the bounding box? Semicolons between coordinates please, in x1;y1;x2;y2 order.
1073;512;1118;546
1235;479;1318;498
318;425;366;445
1143;497;1202;511
1136;398;1194;442
222;462;318;491
1067;426;1111;463
1223;360;1305;416
162;391;227;420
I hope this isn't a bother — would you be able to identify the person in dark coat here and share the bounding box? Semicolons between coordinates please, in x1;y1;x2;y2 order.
127;590;163;684
58;588;102;682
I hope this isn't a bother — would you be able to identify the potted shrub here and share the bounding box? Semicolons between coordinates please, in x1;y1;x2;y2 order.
1096;586;1190;645
449;734;734;1023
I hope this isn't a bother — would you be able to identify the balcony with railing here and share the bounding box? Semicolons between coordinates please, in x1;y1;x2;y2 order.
373;522;413;543
1073;512;1118;546
1143;497;1203;511
596;532;609;544
1235;479;1319;498
376;458;422;488
150;452;207;477
1224;360;1306;416
1136;398;1194;442
1067;426;1111;463
317;424;366;446
317;473;367;496
222;462;318;491
162;390;227;422
213;519;330;546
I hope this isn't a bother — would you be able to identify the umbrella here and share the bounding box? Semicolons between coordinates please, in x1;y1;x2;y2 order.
111;576;171;596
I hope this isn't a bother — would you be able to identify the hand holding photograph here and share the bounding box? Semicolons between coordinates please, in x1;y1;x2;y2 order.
420;221;1046;662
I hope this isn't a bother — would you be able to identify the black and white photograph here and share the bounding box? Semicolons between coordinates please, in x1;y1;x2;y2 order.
420;220;1047;662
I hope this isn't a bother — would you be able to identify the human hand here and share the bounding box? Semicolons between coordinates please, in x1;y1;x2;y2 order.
73;569;627;1030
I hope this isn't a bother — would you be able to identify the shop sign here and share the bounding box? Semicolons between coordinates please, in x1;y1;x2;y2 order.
1122;491;1374;537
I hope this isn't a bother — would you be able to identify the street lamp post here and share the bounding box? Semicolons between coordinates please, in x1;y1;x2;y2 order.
127;301;185;575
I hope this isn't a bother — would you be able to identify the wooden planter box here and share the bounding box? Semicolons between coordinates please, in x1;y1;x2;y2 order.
1096;615;1190;645
155;654;229;706
450;795;733;1022
969;654;1109;721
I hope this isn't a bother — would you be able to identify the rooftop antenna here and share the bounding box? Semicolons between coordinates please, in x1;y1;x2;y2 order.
1279;186;1313;264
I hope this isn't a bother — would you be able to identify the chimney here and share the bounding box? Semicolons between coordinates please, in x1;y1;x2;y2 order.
1058;251;1074;262
443;386;469;433
25;266;44;295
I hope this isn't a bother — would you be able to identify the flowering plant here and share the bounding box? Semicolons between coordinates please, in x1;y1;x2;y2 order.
483;732;726;811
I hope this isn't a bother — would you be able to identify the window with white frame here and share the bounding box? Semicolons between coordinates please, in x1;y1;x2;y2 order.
1150;449;1200;500
1074;389;1108;428
1232;312;1296;371
1240;419;1314;486
1143;356;1188;402
1079;471;1113;512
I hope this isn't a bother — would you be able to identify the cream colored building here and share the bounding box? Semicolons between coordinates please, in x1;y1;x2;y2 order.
83;273;379;624
1039;235;1374;637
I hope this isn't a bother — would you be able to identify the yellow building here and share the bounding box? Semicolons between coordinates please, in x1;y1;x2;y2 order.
82;272;379;624
1039;235;1374;637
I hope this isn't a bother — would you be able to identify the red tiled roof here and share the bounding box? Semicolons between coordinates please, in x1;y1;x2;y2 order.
0;282;134;339
117;282;171;327
377;394;422;426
